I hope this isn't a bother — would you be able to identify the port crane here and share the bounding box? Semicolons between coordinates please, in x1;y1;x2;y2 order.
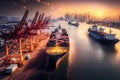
0;10;29;64
24;12;50;51
0;10;51;65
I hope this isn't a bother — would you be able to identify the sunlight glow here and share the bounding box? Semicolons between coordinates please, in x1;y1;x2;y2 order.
46;47;68;55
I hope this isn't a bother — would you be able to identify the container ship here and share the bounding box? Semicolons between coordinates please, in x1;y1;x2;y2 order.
68;21;79;27
88;24;119;45
46;25;69;61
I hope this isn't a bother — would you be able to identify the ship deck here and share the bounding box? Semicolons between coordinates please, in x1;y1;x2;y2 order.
46;47;69;55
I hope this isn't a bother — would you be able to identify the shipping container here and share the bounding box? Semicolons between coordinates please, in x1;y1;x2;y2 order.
5;64;18;74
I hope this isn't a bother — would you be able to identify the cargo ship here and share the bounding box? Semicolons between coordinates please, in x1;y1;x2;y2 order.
46;25;69;61
68;21;79;27
88;24;119;45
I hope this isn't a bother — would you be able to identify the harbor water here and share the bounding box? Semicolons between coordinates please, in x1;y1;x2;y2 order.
53;21;120;80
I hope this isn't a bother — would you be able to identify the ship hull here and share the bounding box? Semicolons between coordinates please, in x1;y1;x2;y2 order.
46;52;67;61
46;52;68;71
88;30;119;45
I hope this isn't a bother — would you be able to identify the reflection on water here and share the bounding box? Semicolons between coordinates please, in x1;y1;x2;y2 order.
53;21;120;80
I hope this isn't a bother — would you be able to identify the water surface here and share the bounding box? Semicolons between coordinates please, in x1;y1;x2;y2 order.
53;21;120;80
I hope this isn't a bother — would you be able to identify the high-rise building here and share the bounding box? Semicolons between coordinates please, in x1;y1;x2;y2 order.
65;13;70;20
119;14;120;21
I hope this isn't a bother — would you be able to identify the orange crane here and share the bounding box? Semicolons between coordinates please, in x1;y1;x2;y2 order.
0;10;51;65
24;12;39;51
0;10;29;64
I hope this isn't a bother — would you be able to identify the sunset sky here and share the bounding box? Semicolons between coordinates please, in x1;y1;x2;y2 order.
0;0;120;19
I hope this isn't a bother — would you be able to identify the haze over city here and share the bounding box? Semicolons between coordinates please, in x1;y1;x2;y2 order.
0;0;120;19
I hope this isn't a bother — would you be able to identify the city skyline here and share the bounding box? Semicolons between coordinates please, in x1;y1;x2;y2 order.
0;0;120;19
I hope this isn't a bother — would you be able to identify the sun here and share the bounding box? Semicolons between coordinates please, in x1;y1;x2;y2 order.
96;13;104;18
94;9;106;18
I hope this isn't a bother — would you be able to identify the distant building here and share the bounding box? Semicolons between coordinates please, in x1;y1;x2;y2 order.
8;17;20;22
0;16;8;23
74;14;78;20
58;17;64;20
65;13;71;20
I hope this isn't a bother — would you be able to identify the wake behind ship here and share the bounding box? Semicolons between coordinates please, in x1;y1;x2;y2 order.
46;25;69;61
88;24;119;45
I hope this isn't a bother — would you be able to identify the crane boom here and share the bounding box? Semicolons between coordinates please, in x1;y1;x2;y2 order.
16;10;29;31
31;12;39;27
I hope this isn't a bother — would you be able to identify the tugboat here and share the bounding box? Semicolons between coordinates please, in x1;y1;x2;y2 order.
46;25;69;61
88;24;119;45
68;21;79;27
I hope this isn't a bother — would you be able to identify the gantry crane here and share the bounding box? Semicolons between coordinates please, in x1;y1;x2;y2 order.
0;10;29;64
24;12;39;51
0;10;51;65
